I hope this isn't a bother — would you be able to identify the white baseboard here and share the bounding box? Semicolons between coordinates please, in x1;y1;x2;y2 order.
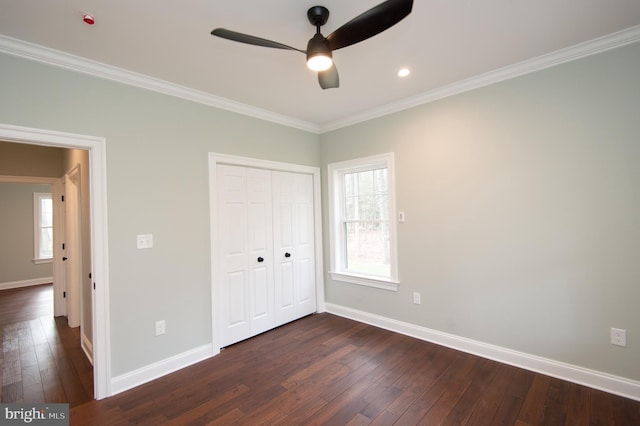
0;277;52;291
110;344;215;396
325;303;640;401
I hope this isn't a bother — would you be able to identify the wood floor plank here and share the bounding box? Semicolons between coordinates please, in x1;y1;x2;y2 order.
564;383;590;426
441;357;500;425
612;392;640;425
540;377;570;425
590;388;614;425
410;353;479;424
491;368;534;425
466;362;518;425
517;373;552;424
164;384;250;425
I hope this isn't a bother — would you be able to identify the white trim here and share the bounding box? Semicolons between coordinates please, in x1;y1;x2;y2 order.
328;272;399;292
2;27;639;134
0;123;111;400
0;277;52;291
111;344;214;396
0;35;320;135
208;153;325;351
325;303;640;402
81;333;94;366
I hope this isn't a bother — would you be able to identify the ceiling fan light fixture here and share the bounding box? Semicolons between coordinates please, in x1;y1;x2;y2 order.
306;33;333;71
307;54;333;72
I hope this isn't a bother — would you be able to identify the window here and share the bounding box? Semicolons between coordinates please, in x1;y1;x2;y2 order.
328;153;399;291
34;192;53;263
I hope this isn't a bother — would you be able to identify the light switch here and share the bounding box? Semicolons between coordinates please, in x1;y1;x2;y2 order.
137;234;153;249
398;211;406;223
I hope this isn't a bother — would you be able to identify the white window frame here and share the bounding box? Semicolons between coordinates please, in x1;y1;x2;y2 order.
328;153;399;291
33;192;53;264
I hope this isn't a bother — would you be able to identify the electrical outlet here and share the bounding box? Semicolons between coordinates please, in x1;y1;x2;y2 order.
155;320;166;336
137;234;154;249
413;292;421;305
611;328;626;347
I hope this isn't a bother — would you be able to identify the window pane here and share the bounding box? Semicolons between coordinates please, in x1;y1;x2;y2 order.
39;228;53;258
344;221;390;277
40;197;53;227
344;168;388;221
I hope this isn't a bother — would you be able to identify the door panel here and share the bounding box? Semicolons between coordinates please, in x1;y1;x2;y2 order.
246;168;274;336
272;171;316;325
217;165;250;346
218;165;275;346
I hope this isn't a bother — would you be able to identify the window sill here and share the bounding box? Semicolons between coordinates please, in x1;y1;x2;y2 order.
329;271;399;291
33;258;53;265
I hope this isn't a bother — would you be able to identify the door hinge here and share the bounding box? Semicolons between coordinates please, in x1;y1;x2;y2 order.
93;283;96;290
61;195;65;202
63;291;66;298
62;243;65;250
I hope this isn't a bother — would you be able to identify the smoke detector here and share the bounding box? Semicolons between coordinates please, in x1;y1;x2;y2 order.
82;14;95;25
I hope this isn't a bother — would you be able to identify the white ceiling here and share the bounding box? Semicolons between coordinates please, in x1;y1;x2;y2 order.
1;0;639;132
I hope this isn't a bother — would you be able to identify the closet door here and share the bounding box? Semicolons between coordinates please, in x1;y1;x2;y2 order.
217;165;274;347
272;171;316;325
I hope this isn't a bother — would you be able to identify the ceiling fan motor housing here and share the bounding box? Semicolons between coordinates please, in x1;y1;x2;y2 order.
307;6;330;27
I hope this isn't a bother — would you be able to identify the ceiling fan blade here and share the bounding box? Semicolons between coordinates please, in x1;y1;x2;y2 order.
326;0;413;51
211;28;305;53
318;63;339;89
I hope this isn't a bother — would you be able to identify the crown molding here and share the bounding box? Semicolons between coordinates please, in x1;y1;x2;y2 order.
319;24;640;133
2;26;639;135
0;35;321;134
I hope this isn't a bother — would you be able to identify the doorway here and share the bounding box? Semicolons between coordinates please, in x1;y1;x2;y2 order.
0;123;111;399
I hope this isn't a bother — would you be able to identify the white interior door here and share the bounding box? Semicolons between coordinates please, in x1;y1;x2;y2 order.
64;166;82;328
217;165;274;346
272;171;316;325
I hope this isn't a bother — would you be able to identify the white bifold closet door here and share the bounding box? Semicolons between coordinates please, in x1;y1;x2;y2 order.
217;165;316;347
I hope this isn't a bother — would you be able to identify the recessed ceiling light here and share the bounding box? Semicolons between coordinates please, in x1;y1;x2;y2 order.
397;68;411;78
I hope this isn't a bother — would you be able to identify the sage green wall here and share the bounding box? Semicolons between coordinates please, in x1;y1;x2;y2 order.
0;183;53;283
320;42;640;381
0;52;320;376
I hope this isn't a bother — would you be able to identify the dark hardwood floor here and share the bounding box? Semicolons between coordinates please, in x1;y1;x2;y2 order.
0;284;93;407
71;312;640;425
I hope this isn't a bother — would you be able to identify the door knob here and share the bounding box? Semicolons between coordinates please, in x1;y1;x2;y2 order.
257;257;264;263
284;252;291;258
62;257;68;261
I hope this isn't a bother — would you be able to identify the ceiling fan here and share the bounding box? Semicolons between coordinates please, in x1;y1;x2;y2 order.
211;0;414;89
